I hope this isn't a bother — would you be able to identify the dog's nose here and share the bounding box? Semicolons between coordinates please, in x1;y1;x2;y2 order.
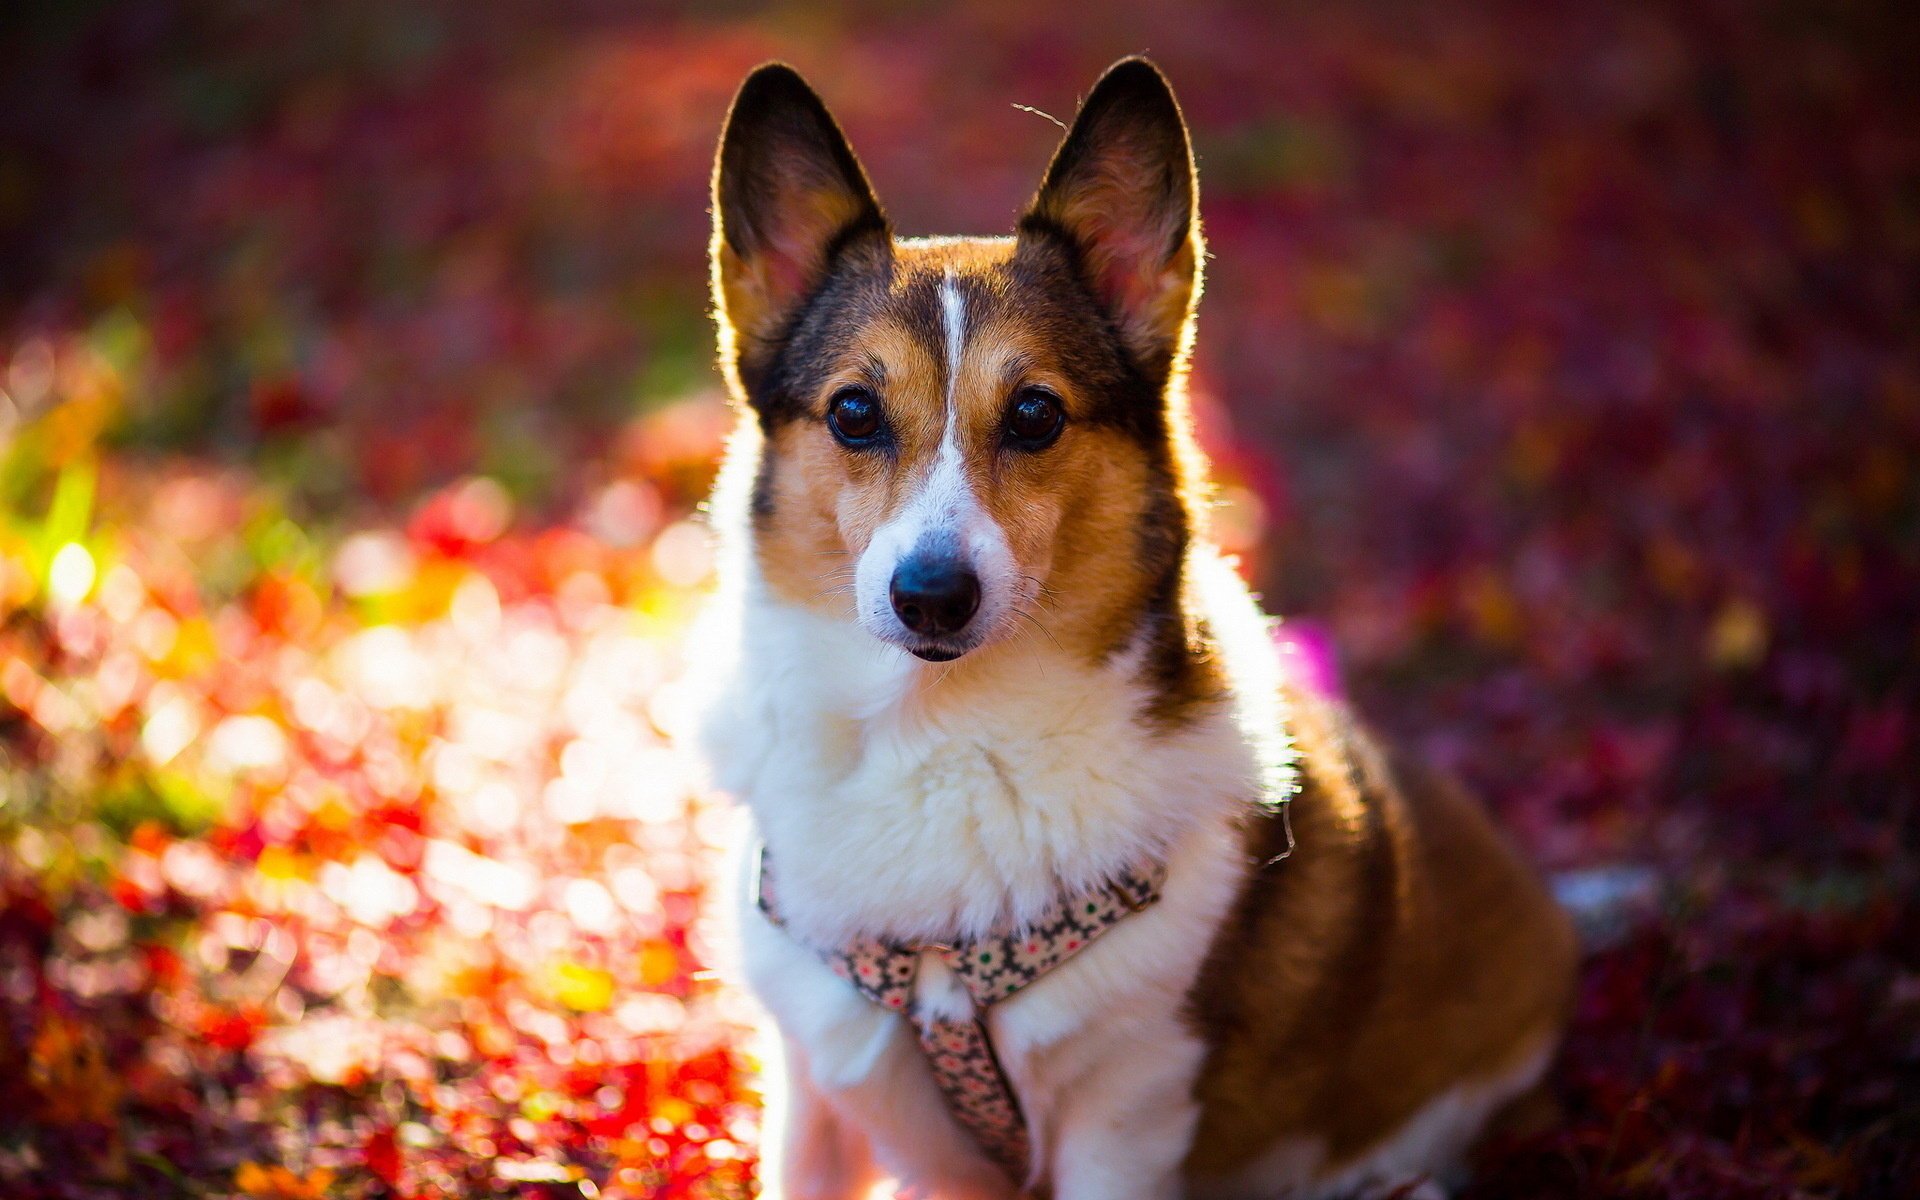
890;553;981;638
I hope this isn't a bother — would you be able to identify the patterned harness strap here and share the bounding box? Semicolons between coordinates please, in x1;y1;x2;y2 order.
754;847;1167;1182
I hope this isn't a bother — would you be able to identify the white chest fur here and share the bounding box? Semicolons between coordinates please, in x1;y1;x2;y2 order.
694;554;1292;1197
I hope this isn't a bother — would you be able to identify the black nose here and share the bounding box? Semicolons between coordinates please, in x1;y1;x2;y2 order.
890;553;981;637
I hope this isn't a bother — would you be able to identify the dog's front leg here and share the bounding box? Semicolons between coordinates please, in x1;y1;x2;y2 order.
743;905;1016;1199
812;1018;1021;1200
1044;1009;1207;1200
760;1036;881;1200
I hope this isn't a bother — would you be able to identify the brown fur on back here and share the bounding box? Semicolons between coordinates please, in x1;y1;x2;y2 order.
1183;681;1579;1180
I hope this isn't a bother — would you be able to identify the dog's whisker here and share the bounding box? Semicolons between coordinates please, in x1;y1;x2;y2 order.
1011;605;1064;655
1020;573;1063;610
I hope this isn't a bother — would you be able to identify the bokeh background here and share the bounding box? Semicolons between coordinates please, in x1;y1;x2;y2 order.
2;2;1916;1197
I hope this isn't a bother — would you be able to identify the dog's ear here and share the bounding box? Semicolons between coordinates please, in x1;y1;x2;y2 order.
712;64;888;390
1021;57;1201;380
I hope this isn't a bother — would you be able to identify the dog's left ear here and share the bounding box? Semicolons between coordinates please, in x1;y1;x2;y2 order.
711;63;889;392
1021;57;1201;379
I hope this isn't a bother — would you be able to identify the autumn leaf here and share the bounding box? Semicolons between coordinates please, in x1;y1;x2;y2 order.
547;960;616;1012
234;1162;336;1199
27;1014;121;1127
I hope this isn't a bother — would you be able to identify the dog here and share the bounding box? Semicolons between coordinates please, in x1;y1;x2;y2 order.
694;56;1578;1200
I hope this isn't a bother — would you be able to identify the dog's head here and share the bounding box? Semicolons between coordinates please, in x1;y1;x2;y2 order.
711;58;1207;671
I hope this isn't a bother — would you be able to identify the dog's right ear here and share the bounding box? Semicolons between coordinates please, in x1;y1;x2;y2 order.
1021;58;1200;383
712;64;888;395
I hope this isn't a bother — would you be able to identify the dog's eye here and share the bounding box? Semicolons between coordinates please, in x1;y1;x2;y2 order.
1004;387;1065;450
827;387;884;447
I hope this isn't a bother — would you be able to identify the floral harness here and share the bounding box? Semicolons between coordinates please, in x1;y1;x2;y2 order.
753;846;1170;1182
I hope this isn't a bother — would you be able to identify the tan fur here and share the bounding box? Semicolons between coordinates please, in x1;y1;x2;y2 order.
1182;680;1579;1182
751;315;938;607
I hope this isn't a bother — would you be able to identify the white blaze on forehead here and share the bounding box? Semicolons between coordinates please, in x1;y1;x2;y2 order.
850;267;1022;651
941;267;966;412
906;268;974;538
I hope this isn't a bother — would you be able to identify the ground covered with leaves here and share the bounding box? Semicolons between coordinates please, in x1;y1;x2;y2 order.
2;2;1916;1197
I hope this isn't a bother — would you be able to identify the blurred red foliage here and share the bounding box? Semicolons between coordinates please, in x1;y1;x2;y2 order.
1;1;1916;1197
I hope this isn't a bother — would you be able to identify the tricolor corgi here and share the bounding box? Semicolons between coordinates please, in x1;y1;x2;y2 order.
694;57;1577;1200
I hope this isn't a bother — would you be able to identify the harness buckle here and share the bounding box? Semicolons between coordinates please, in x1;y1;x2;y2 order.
1109;878;1154;913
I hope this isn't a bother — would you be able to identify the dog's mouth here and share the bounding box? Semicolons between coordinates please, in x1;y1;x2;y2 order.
858;608;992;665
